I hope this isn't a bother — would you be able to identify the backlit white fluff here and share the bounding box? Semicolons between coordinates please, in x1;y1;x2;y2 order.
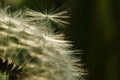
0;6;85;80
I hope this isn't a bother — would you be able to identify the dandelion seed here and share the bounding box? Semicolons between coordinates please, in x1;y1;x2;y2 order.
26;9;70;23
0;1;86;80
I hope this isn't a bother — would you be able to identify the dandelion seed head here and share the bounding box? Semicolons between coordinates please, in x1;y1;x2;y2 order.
0;1;86;80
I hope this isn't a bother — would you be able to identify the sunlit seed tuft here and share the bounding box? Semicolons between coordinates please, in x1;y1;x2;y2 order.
0;2;86;80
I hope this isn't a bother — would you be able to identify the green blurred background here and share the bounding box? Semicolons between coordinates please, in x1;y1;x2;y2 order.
2;0;119;80
69;0;119;80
